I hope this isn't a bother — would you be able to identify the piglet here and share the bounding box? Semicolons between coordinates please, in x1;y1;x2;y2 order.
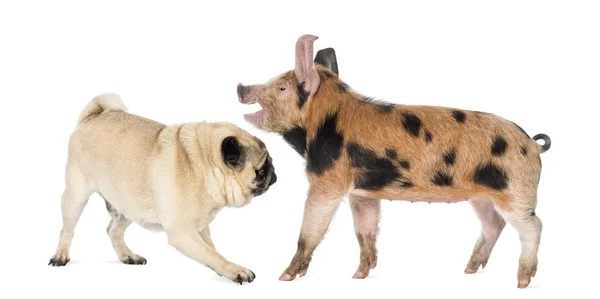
238;34;551;288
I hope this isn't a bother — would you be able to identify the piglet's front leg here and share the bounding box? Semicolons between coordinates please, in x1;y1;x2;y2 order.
349;195;380;279
279;186;344;281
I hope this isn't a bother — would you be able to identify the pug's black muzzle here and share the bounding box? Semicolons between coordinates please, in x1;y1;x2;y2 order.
253;171;277;197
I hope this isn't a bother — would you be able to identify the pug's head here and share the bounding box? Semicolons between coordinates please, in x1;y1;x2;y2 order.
211;123;277;207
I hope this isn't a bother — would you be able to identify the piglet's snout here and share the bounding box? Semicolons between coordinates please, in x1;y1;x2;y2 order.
237;83;255;104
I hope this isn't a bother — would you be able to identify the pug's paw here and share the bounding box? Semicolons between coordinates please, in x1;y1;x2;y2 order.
121;254;147;265
49;252;70;267
214;263;256;285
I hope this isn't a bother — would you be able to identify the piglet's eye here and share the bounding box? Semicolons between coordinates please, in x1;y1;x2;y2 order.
279;87;286;91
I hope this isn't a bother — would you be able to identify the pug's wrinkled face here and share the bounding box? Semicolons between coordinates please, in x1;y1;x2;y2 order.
221;134;277;204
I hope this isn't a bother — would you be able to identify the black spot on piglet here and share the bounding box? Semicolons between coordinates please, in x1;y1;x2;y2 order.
399;160;410;169
347;143;400;190
296;82;309;109
402;113;422;137
283;126;307;156
432;171;453;186
425;130;433;143
361;97;395;113
443;148;457;166
520;145;528;156
452;110;466;123
491;136;508;156
385;149;397;159
337;82;350;92
473;162;509;190
398;180;414;188
306;112;344;174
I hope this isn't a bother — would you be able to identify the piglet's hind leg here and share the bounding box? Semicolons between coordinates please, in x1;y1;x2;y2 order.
465;198;506;274
497;205;542;289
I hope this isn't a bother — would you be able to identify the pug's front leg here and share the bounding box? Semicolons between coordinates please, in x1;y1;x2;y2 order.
167;228;255;284
200;226;215;250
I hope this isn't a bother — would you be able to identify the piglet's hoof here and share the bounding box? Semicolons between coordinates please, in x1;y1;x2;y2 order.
517;265;537;288
464;261;487;274
279;273;294;281
352;251;377;279
279;253;311;281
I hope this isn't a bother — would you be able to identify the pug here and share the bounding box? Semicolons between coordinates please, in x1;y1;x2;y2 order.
48;93;277;284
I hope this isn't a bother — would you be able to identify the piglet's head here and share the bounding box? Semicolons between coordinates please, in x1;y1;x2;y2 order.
238;34;330;133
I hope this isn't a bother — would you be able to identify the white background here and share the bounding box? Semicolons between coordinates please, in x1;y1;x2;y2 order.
1;1;599;298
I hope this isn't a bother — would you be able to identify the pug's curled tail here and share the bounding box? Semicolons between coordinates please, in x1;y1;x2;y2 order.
79;92;128;122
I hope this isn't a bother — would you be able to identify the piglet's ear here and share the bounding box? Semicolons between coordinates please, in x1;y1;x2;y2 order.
221;136;244;168
294;34;321;97
314;48;339;75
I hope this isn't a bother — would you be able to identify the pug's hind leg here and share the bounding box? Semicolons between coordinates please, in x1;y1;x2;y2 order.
49;164;91;267
167;227;255;284
200;226;216;250
105;200;146;265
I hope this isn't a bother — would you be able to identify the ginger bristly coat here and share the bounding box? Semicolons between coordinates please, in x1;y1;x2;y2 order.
238;34;551;289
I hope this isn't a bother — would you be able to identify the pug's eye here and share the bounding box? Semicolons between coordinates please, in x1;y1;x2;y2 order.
278;86;286;91
256;169;266;178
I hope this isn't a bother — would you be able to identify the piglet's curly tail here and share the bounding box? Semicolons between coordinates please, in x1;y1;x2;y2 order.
533;134;551;153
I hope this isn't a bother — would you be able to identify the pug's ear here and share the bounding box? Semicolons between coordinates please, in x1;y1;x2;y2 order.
221;136;244;168
314;47;339;75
